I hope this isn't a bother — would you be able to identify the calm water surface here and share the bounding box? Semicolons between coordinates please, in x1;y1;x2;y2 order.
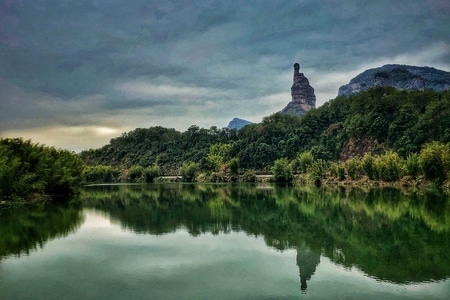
1;183;449;299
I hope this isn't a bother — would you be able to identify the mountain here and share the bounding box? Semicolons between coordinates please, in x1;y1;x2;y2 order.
281;63;316;117
227;117;253;130
338;64;450;96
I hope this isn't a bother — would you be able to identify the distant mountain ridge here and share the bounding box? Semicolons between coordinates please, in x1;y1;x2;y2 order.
338;64;450;96
227;117;253;130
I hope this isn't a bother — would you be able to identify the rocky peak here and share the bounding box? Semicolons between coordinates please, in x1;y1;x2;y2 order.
281;63;316;117
338;64;450;96
226;117;253;130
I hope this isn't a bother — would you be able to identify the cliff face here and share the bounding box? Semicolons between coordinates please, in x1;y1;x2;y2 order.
281;63;316;117
338;64;450;96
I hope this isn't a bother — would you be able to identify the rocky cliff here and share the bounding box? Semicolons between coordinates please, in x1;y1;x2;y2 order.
281;63;316;117
338;64;450;96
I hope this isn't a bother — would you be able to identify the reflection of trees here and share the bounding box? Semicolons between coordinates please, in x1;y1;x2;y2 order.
80;184;450;285
0;200;83;258
296;243;320;294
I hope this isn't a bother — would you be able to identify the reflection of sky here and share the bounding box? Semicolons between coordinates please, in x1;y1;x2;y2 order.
0;209;448;299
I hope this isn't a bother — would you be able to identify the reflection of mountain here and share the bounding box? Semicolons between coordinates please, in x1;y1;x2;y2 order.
0;200;83;259
296;243;320;294
80;184;450;285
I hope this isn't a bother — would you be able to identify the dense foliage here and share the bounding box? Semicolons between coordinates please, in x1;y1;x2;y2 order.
0;138;84;200
80;88;450;183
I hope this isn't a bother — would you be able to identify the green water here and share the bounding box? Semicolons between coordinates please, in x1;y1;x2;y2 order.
1;183;449;299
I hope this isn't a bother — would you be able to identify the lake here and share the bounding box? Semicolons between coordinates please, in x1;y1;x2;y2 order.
1;183;449;299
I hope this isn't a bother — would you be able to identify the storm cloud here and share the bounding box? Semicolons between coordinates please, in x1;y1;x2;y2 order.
1;0;449;151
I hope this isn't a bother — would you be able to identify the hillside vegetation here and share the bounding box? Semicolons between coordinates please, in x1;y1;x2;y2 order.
80;87;450;185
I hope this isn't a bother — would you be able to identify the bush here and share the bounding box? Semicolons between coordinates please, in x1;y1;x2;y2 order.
361;153;376;180
311;159;328;182
405;153;420;179
242;170;257;182
180;162;199;182
127;165;144;182
419;142;450;180
330;162;346;181
345;157;362;180
271;158;293;183
209;171;227;182
144;166;160;183
297;151;314;173
83;165;121;183
228;158;239;176
373;151;405;182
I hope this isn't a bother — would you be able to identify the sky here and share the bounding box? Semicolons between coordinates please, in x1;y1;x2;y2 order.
0;0;449;152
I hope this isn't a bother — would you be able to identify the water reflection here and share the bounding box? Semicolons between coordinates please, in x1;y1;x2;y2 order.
296;243;320;293
80;183;450;288
0;200;83;259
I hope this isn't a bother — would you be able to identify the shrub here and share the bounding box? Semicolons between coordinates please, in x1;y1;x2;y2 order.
330;162;345;181
271;158;293;183
228;158;240;176
311;159;328;182
345;157;362;180
144;166;160;183
180;162;199;182
361;153;376;180
209;171;227;182
405;153;420;178
242;170;257;182
127;165;144;182
83;165;121;183
297;151;314;173
373;151;405;182
419;142;450;180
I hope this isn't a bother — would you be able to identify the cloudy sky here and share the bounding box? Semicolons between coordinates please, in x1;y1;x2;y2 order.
1;0;449;152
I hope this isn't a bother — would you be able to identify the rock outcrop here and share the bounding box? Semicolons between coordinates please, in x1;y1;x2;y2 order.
281;63;316;117
338;64;450;96
227;117;253;130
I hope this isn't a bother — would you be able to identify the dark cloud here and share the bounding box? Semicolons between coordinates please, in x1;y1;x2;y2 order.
1;0;449;150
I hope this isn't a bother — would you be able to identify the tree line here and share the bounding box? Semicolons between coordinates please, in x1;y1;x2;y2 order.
1;87;450;201
81;87;450;185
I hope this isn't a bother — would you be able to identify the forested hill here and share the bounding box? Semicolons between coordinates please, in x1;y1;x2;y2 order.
80;87;450;174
